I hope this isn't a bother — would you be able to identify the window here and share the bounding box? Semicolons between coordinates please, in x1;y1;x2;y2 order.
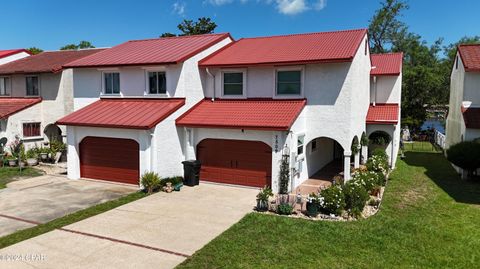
148;72;166;94
0;77;10;96
456;56;459;69
277;70;301;95
297;135;305;155
104;72;120;94
26;76;39;96
23;122;41;138
223;72;243;95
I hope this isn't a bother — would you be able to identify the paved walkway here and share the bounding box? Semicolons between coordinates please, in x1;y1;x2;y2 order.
294;160;343;195
0;175;136;237
0;183;258;269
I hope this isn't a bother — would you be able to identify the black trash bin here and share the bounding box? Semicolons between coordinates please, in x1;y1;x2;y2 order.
182;160;201;186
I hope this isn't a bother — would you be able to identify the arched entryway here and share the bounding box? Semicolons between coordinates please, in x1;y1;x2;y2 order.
368;131;391;156
44;124;62;143
196;138;272;187
305;137;344;185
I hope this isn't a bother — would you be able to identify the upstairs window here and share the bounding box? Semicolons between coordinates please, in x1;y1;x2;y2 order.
104;72;120;94
297;135;305;155
148;72;167;94
0;77;10;96
223;72;244;95
26;76;39;96
23;122;41;138
277;70;301;95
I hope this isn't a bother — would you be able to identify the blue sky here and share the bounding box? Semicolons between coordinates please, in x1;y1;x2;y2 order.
1;0;478;51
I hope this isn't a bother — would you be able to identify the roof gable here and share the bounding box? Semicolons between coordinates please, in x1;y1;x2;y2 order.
199;29;367;67
65;33;232;68
0;49;31;59
0;49;105;75
458;44;480;72
371;53;403;76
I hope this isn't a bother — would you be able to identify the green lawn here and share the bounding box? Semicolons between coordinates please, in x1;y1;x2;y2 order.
0;191;146;249
0;167;43;189
178;144;480;268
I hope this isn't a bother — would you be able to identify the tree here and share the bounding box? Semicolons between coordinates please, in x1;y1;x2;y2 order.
368;0;409;53
160;32;177;38
60;41;95;50
447;141;480;178
160;17;217;38
178;17;217;36
27;47;43;55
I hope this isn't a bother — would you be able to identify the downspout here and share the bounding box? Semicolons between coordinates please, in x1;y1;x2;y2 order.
206;67;215;101
373;76;377;106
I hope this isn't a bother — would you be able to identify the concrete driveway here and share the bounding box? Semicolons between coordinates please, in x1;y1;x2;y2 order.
0;175;136;237
0;183;257;269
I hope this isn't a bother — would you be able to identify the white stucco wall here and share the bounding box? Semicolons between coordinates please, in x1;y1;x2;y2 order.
370;75;402;104
0;51;30;65
1;70;73;147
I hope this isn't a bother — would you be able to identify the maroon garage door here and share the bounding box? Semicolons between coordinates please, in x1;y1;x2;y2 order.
79;137;139;185
196;139;272;187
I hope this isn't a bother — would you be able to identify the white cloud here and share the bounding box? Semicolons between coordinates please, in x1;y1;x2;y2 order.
275;0;308;15
172;1;186;16
205;0;326;15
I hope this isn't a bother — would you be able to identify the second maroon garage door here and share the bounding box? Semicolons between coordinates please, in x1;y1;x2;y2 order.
79;137;140;185
196;139;272;187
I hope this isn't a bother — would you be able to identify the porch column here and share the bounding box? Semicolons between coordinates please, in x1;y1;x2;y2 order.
361;145;368;164
344;151;352;181
354;152;360;169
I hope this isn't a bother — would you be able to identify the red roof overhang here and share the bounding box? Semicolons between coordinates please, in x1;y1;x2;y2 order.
57;98;185;130
461;106;480;129
176;98;306;131
458;44;480;72
0;49;32;59
370;53;403;76
366;104;399;125
0;98;42;119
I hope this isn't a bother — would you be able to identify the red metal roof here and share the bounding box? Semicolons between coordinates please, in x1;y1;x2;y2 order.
0;49;31;59
458;44;480;72
65;33;232;68
366;104;399;125
176;99;306;131
57;98;185;130
462;106;480;129
0;49;105;75
199;29;367;67
0;98;42;119
371;53;403;76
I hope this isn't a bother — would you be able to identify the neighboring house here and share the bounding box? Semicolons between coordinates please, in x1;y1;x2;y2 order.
56;33;233;184
0;49;104;147
0;49;31;65
367;53;403;167
58;30;402;193
446;44;480;151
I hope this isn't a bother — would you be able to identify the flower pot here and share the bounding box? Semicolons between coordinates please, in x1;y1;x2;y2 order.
256;199;269;212
27;158;38;166
8;159;17;167
40;153;48;161
306;202;319;217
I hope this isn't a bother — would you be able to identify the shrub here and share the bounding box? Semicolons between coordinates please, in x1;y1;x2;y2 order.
278;154;290;194
372;148;388;159
141;172;161;194
318;184;345;216
256;186;273;202
447;141;480;178
352;170;386;192
366;153;389;175
343;180;369;217
277;203;294;215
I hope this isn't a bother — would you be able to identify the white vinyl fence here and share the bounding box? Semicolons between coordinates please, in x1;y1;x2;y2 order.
434;130;446;149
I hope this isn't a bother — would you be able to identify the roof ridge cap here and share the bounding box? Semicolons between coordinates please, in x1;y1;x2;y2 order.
127;33;230;43
239;28;367;41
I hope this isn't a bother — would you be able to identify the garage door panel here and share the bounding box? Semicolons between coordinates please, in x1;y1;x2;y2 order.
80;137;139;185
197;139;272;187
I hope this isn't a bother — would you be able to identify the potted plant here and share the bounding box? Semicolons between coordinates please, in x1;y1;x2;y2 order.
256;186;273;212
6;155;17;167
39;147;49;162
306;193;320;217
26;148;39;166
